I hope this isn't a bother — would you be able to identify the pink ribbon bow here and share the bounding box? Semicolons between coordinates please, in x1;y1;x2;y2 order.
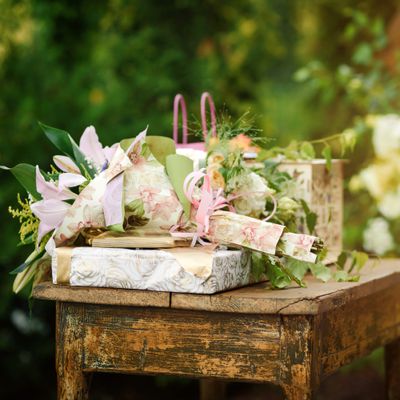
171;170;231;246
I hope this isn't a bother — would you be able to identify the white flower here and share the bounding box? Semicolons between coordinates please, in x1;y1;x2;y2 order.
372;114;400;158
377;187;400;220
176;148;206;171
363;217;394;255
230;172;273;218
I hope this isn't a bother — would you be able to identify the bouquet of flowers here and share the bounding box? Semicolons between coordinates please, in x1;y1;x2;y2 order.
4;103;364;295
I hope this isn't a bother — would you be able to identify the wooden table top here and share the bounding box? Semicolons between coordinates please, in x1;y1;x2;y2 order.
32;259;400;315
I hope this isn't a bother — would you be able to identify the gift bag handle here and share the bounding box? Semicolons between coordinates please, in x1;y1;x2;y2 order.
173;94;188;144
201;92;217;140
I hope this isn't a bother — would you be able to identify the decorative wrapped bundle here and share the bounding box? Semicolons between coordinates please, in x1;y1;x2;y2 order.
51;246;256;294
52;129;183;250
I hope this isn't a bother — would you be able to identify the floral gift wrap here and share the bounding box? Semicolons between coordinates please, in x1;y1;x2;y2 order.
52;246;257;294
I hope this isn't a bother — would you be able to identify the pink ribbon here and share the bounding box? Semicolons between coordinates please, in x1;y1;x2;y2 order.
170;170;230;246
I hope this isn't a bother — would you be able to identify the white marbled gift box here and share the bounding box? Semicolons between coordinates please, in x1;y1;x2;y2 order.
52;246;260;294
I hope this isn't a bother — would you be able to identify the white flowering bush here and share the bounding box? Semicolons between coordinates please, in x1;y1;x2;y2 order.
350;115;400;256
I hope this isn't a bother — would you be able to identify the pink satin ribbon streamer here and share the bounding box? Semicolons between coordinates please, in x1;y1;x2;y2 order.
171;170;230;246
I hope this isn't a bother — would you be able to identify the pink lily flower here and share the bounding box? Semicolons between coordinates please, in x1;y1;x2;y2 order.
31;199;71;245
32;167;87;253
53;126;118;175
35;166;85;201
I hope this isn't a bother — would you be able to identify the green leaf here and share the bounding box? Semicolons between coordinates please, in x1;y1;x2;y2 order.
337;251;348;270
0;163;41;199
333;270;349;282
333;270;360;282
266;258;292;289
351;250;369;271
39;122;96;178
300;199;311;214
145;136;176;166
309;262;332;282
9;262;29;275
250;252;266;281
285;258;310;282
306;212;317;234
165;154;194;217
322;145;332;172
39;122;75;156
300;142;315;159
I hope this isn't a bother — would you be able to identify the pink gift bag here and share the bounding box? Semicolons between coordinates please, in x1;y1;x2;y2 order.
173;92;217;151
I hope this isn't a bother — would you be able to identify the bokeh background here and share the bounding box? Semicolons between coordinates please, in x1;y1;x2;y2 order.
1;0;399;398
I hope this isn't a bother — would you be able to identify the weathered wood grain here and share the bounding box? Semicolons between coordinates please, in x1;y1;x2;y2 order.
171;259;400;315
34;281;170;308
80;305;282;383
317;281;400;379
280;316;316;400
56;302;91;400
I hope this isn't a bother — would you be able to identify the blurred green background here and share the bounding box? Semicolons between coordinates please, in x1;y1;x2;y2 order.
1;0;399;398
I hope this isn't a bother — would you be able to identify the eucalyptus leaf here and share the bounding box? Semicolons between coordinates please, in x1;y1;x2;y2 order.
0;163;41;200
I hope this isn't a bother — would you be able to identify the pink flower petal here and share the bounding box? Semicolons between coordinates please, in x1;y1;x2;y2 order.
31;199;70;228
102;173;124;227
126;126;148;155
37;221;54;245
103;143;118;163
58;173;86;189
79;126;106;168
35;166;76;201
53;155;80;174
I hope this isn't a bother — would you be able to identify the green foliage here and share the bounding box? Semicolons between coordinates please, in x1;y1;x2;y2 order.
1;164;41;200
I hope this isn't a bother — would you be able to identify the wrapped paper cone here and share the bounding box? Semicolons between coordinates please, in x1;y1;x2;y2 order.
209;211;320;262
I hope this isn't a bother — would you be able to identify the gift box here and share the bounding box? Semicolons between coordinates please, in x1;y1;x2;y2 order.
278;160;343;258
51;246;260;294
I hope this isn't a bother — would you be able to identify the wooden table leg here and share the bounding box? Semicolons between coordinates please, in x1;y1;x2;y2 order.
386;338;400;400
199;379;227;400
56;302;90;400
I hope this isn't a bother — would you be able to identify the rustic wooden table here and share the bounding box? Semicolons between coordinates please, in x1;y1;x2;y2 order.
33;259;400;400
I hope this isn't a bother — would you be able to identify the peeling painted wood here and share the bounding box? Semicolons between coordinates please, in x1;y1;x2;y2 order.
56;302;91;400
34;281;170;308
81;305;282;383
